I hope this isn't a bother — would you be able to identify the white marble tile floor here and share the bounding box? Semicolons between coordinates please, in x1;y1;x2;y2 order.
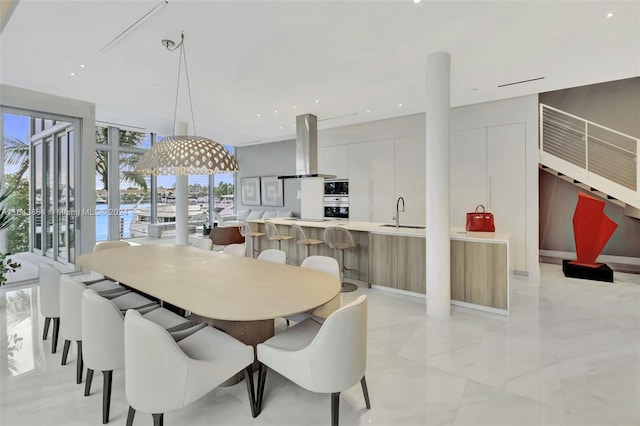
1;263;639;426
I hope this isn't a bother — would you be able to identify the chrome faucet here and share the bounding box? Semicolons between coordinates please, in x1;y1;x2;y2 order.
393;197;405;228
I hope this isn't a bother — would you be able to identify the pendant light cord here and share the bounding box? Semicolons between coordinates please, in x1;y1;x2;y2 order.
169;31;197;135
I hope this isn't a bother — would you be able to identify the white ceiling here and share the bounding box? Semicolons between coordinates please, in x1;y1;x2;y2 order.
1;0;639;146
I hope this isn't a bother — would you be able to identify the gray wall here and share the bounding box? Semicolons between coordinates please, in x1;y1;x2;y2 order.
235;139;302;216
539;171;640;257
538;77;640;260
540;77;640;139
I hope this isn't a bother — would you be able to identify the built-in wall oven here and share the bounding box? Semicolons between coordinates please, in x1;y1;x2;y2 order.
324;196;349;219
324;179;349;219
324;179;349;196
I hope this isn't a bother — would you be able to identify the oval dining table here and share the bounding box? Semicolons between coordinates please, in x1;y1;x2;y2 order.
76;244;341;380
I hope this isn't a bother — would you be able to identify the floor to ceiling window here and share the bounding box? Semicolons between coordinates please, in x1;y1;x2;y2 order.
2;110;77;284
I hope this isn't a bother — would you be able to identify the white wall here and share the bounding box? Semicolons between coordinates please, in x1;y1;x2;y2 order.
0;84;97;256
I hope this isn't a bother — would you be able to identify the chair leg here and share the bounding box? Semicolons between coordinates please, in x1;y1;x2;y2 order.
43;317;51;340
76;341;83;384
61;340;71;365
84;368;94;396
360;376;371;409
256;363;268;414
103;370;113;424
243;366;257;418
126;406;136;426
152;413;164;426
52;318;60;353
331;392;340;426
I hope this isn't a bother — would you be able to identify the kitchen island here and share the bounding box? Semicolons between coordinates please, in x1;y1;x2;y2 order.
247;219;510;314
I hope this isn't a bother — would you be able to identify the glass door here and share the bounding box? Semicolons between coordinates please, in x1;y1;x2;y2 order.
31;124;76;263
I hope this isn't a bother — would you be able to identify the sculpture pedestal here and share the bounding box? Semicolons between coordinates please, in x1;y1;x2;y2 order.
562;259;613;283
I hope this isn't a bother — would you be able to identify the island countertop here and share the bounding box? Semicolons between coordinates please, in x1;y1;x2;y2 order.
247;218;427;237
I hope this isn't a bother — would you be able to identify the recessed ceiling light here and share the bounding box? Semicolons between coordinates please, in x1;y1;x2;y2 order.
274;110;278;114
413;0;421;3
80;64;86;68
315;100;319;104
398;103;403;107
606;12;614;18
279;126;283;129
366;110;371;114
257;113;261;118
293;105;297;109
70;72;76;76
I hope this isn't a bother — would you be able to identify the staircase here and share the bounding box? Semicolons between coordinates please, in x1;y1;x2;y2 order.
539;104;640;219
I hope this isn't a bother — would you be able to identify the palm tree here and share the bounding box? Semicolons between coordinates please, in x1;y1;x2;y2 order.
0;187;21;285
3;136;29;185
95;127;148;191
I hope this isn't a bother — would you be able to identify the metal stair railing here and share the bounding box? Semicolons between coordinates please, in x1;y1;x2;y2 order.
540;103;639;192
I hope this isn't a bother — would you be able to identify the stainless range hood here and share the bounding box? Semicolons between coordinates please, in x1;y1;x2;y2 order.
278;113;336;179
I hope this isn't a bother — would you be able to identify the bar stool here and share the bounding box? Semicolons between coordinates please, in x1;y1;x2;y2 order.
264;221;294;251
291;224;324;264
323;226;358;293
239;221;265;258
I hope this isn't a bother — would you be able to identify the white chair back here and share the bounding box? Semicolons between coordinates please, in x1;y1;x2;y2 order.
223;243;246;257
82;289;125;372
94;241;131;252
301;256;340;278
124;310;192;414
59;275;87;341
192;238;213;250
39;263;62;317
306;295;367;393
257;249;286;264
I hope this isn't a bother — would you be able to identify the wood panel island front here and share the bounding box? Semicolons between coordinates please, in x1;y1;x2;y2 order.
247;219;511;314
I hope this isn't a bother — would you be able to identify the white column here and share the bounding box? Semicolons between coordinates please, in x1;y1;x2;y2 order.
175;122;189;245
425;52;451;318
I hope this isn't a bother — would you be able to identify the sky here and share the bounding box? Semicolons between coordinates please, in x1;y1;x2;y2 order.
3;113;234;190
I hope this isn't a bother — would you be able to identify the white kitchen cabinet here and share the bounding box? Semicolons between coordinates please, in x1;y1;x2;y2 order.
318;145;349;179
394;135;426;226
450;128;488;226
450;123;527;273
487;123;526;273
348;142;372;221
370;139;395;223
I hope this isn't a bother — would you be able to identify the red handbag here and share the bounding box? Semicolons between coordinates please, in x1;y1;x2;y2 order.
465;205;495;232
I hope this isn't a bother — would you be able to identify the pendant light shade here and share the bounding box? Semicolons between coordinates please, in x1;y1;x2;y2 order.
136;135;238;176
136;31;238;176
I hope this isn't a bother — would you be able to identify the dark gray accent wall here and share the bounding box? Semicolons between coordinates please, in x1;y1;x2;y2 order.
539;77;640;139
539;171;640;257
235;139;302;216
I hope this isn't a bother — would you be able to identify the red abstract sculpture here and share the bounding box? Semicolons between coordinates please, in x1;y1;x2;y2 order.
570;192;618;267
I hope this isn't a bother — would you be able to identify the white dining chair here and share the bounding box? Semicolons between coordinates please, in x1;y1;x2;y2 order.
256;295;370;426
285;256;341;325
39;263;62;354
257;249;286;264
82;289;193;424
123;309;257;426
191;238;213;250
60;275;157;384
223;243;247;257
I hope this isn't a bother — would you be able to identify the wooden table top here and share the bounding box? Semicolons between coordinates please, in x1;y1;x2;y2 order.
76;244;340;321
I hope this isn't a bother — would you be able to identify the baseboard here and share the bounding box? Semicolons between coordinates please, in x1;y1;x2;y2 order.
540;250;640;266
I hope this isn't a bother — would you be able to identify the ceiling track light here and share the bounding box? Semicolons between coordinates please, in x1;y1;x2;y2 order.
99;1;168;53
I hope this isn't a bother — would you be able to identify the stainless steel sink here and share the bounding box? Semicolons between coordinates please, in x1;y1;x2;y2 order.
380;224;426;229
